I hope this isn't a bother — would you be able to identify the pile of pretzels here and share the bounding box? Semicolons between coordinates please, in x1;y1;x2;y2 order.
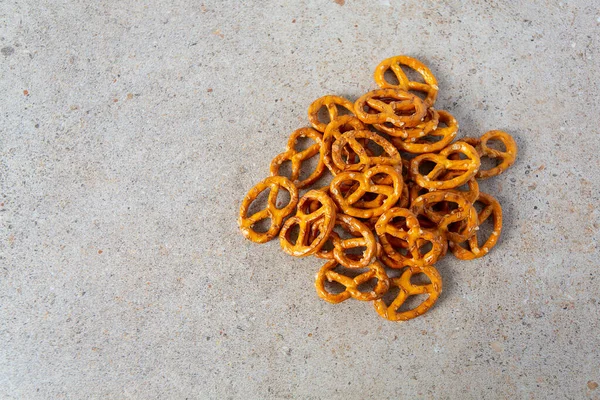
239;55;517;321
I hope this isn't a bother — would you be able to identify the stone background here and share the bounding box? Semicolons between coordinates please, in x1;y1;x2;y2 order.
1;0;599;398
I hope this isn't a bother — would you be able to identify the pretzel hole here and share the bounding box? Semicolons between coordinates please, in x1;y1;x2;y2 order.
252;217;272;233
410;272;432;285
337;179;360;198
324;279;346;295
366;139;385;157
396;294;430;313
418;160;438;176
346;246;368;257
297;153;322;183
333;225;357;240
480;155;500;171
415;213;438;229
446;150;469;160
317;105;352;126
277;160;293;180
485;138;507;152
389;216;409;229
418;241;433;255
381;284;401;305
399;64;426;84
301;199;324;214
275;189;291;210
247;188;272;216
286;223;302;245
383;69;401;86
356;277;379;293
294;135;316;152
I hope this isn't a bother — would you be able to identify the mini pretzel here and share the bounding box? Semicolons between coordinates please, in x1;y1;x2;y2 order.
270;127;325;188
410;141;481;190
375;207;445;269
322;115;366;174
331;130;401;173
315;259;389;303
410;174;479;221
308;95;355;133
279;190;337;257
449;192;503;260
373;107;439;139
373;55;439;108
354;89;427;128
391;110;458;154
373;265;442;321
314;214;377;269
464;130;518;179
239;176;299;243
329;164;403;219
411;191;478;242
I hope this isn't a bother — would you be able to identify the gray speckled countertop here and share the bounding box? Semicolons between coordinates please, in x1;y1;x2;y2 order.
1;1;599;398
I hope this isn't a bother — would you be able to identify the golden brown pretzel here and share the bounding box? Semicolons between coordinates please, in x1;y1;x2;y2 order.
373;55;439;108
321;115;366;174
449;192;503;259
331;130;401;173
410;141;481;190
411;191;478;242
315;259;389;303
308;95;355;133
270;127;325;188
354;89;427;128
239;176;299;243
374;107;439;139
279;190;336;257
375;207;445;269
373;265;442;321
463;130;518;179
329;164;403;219
314;214;377;269
391;110;458;154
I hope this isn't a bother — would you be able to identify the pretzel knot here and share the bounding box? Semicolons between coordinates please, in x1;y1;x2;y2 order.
314;213;377;269
391;110;458;154
315;259;390;303
374;107;439;140
331;130;401;173
329;164;404;219
270;127;326;188
321;115;366;174
410;141;481;190
373;56;439;109
239;176;299;243
279;190;337;257
411;191;478;243
375;208;445;269
307;95;355;133
449;192;503;260
354;89;427;128
461;130;518;179
373;265;442;321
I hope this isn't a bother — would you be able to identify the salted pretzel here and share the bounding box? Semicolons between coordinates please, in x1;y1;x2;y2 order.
410;174;479;221
279;190;337;257
331;130;401;173
270;127;325;188
373;55;439;108
391;110;458;154
449;192;503;260
354;89;427;128
462;130;518;179
410;141;481;190
315;259;389;303
239;176;299;243
313;214;377;269
411;191;478;242
321;115;366;174
308;95;355;133
374;107;439;139
375;207;445;269
329;164;403;219
373;265;442;321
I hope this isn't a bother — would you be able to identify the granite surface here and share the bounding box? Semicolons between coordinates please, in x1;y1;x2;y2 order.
1;0;599;398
